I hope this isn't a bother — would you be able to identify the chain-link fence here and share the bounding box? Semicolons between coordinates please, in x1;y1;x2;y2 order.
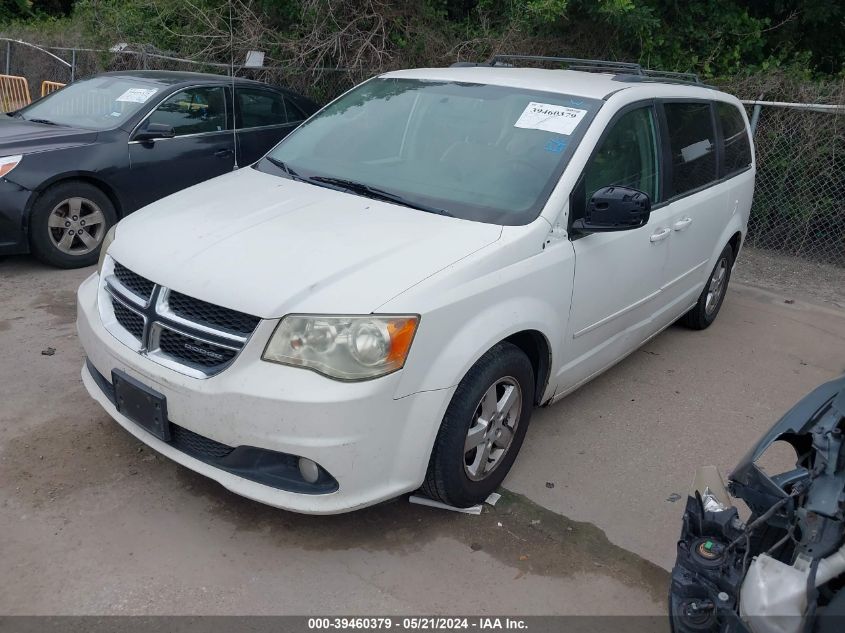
0;39;359;105
742;100;844;266
1;38;843;266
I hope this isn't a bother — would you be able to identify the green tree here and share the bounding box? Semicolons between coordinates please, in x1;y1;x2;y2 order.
0;0;33;22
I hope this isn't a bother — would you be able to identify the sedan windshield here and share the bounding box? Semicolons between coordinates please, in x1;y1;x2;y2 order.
19;76;162;131
259;78;601;225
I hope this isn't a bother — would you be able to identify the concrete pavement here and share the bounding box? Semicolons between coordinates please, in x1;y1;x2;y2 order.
1;255;843;615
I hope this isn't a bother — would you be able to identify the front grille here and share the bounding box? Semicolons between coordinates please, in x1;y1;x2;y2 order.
112;301;144;340
168;291;260;336
113;262;154;300
103;259;260;378
171;424;234;459
158;328;237;369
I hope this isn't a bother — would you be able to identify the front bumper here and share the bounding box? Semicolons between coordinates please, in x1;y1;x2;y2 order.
77;272;455;513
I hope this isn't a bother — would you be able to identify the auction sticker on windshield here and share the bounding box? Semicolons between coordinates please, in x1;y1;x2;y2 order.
514;102;587;135
116;88;158;103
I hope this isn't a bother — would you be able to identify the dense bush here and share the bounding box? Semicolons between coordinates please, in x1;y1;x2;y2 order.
1;0;842;264
3;1;843;79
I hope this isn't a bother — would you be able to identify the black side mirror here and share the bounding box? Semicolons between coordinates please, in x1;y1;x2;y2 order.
134;122;176;142
572;186;651;233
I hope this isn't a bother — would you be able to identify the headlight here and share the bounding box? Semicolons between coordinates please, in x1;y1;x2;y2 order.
0;154;22;178
262;314;419;381
97;224;117;275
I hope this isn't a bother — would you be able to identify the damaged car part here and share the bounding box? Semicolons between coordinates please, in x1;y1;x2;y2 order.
670;375;845;633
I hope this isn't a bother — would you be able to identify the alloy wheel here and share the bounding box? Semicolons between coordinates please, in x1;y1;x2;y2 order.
47;197;107;255
705;257;729;317
464;377;522;482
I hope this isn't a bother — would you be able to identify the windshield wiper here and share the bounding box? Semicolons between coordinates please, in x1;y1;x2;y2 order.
26;118;58;126
264;161;454;218
265;156;299;178
309;176;454;217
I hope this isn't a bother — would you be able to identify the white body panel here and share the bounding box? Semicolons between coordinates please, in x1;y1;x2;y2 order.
77;66;754;512
110;168;502;318
78;272;457;513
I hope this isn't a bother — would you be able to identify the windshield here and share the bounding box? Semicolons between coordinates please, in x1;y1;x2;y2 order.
19;76;163;131
259;78;601;225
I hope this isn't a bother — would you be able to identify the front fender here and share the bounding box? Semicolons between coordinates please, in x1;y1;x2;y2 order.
9;139;131;216
386;236;575;401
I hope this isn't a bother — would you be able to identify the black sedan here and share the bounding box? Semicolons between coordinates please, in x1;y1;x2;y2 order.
0;70;318;267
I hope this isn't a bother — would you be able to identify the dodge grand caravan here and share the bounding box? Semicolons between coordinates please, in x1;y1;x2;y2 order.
77;57;755;512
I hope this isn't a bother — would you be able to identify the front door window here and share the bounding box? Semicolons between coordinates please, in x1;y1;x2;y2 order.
146;86;227;136
583;106;660;205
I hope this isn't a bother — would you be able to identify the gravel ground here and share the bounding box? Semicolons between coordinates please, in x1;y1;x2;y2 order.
734;246;845;308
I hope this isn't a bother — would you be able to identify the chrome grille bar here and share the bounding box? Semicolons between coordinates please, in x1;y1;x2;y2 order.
99;257;260;378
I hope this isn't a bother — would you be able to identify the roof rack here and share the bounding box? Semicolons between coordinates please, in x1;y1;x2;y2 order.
471;54;704;86
642;69;703;83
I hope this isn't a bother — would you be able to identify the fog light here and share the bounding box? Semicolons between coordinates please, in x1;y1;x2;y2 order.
298;457;320;484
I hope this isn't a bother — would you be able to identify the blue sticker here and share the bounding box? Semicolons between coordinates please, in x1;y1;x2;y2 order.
544;138;568;153
568;99;584;107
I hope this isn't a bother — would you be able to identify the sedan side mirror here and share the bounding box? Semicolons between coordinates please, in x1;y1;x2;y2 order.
134;122;176;142
571;186;651;234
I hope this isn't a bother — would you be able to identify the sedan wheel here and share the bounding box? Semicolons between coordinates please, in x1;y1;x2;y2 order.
30;181;117;269
47;197;107;256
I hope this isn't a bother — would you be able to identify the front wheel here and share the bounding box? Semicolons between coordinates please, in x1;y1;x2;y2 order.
421;341;534;507
29;181;117;269
681;243;734;330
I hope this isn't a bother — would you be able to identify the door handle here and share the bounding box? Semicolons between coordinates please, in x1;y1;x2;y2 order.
673;217;693;231
214;148;234;158
650;227;672;243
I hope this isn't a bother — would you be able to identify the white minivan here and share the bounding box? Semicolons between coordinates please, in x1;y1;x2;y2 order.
77;57;755;512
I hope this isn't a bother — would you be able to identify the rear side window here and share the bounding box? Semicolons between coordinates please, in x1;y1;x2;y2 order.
716;101;752;175
284;98;306;123
237;88;288;128
664;102;717;196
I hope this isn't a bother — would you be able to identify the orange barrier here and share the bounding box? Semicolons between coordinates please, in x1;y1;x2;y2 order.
0;74;31;112
41;80;66;97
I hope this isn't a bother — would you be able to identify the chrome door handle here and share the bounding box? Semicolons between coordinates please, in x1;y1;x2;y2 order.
673;217;693;231
650;227;672;242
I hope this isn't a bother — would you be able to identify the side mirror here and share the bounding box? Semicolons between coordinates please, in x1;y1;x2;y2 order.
134;122;176;142
571;186;651;233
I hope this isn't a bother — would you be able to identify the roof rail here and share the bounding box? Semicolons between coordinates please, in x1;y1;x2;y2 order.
642;69;702;83
612;73;710;88
478;54;704;85
487;54;643;74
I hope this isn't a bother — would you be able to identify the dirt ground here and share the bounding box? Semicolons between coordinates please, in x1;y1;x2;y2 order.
733;246;845;308
1;253;844;616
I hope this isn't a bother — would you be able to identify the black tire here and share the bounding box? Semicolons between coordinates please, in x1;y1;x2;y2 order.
29;181;117;269
421;341;534;507
681;243;734;330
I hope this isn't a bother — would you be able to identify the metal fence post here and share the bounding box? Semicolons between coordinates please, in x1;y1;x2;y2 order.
5;41;10;75
71;48;76;82
749;104;762;137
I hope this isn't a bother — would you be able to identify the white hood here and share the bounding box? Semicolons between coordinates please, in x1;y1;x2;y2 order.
109;168;502;318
